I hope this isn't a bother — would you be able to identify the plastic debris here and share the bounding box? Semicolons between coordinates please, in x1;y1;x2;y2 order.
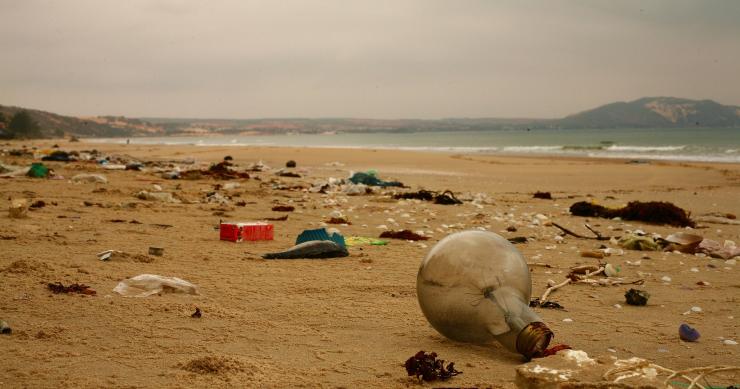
296;228;346;247
348;171;403;187
135;190;180;203
698;239;740;259
262;240;349;259
404;351;462;382
678;324;700;342
618;235;660;251
148;246;164;256
113;274;199;297
26;162;49;178
220;222;274;242
8;199;29;219
71;174;108;184
394;190;462;205
345;237;388;246
624;288;649;306
0;320;11;334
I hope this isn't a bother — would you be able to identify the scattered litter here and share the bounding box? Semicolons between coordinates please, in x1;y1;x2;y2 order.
71;174;108;184
580;250;605;259
570;201;694;227
529;298;565;309
624;289;649;306
349;171;403;187
47;282;96;295
508;236;529;244
136;191;180;203
618;235;660;251
404;351;461;382
8;199;28;218
678;324;700;342
0;320;11;334
220;222;274;242
604;263;620;277
663;232;703;253
148;246;164;256
698;239;740;259
262;240;349;259
96;250;155;263
26;163;49;178
345;237;388;246
533;191;552;199
276;170;301;178
379;230;429;241
393;189;462;205
29;200;46;209
694;215;740;225
113;274;199;297
296;227;346;247
191;307;202;318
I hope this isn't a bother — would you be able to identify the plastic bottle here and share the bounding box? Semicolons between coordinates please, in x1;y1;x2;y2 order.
417;230;552;359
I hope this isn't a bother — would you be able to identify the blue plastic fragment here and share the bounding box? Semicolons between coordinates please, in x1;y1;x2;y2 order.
678;323;700;342
296;228;346;248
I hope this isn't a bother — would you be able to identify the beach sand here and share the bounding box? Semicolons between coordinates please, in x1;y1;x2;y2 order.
1;141;739;388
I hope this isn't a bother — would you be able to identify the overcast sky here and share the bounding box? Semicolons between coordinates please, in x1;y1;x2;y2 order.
1;0;739;119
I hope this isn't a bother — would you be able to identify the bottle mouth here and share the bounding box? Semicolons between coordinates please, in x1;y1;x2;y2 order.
516;322;554;359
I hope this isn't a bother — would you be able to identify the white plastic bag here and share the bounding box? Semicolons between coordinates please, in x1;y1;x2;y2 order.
113;274;199;297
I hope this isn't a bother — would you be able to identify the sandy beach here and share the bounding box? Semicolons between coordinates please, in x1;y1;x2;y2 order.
1;141;739;388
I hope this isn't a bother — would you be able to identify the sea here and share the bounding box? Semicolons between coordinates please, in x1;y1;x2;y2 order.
90;127;740;163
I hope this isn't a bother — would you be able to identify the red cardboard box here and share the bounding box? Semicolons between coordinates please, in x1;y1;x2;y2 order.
220;222;274;242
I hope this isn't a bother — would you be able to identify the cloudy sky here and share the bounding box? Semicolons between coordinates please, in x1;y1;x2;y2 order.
1;0;739;119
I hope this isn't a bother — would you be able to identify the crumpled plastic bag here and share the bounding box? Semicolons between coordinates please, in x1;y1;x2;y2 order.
113;274;199;297
698;239;740;259
71;174;108;184
618;234;660;251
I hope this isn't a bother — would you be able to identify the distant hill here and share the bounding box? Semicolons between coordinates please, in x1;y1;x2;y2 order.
557;97;740;129
0;104;163;138
1;97;738;138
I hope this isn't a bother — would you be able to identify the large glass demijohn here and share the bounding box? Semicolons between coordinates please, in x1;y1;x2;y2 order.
417;231;553;359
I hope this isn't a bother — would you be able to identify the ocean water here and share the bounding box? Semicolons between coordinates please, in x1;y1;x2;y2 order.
90;127;740;163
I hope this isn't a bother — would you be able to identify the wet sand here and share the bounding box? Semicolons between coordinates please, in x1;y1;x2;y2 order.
1;141;739;388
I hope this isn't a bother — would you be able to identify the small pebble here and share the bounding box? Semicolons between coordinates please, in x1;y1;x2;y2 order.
723;339;738;346
691;306;702;313
613;304;622;309
690;267;699;272
562;318;573;322
661;276;672;282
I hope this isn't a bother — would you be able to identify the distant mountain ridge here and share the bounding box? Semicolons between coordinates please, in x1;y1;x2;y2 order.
558;97;740;129
1;97;739;138
0;104;163;138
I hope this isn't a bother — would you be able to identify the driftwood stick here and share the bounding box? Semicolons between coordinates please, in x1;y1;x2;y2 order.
540;278;571;303
551;222;611;241
527;262;553;268
584;224;609;240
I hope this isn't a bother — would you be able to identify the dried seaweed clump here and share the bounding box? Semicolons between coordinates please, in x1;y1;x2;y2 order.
405;351;461;382
47;282;96;295
393;190;462;205
379;230;429;241
570;201;694;227
181;356;245;375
